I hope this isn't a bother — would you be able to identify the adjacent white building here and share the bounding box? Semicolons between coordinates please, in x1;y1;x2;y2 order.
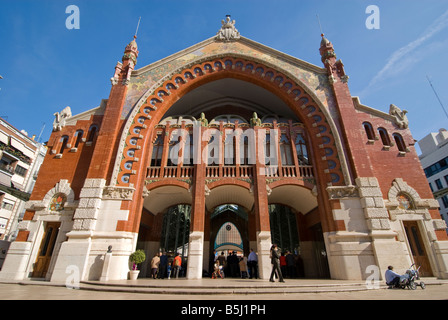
0;118;47;242
418;128;448;233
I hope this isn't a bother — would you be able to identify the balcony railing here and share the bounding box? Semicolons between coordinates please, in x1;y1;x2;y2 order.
146;164;313;180
147;166;194;179
205;166;253;178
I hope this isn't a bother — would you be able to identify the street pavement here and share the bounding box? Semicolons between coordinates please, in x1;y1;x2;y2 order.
0;280;447;300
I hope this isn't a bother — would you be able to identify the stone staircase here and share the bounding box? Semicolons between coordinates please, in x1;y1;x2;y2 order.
78;278;376;295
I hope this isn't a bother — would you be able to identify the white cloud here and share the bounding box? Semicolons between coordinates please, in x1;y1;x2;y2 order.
363;9;448;93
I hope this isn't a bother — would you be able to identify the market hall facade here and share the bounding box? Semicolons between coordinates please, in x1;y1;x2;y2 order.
1;18;447;282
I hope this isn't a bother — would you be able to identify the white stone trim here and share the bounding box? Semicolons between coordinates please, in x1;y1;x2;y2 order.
186;231;204;279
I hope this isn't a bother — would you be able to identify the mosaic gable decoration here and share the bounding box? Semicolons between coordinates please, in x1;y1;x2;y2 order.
49;193;67;212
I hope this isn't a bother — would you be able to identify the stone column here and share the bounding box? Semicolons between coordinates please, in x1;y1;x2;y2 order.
50;178;105;282
356;177;409;279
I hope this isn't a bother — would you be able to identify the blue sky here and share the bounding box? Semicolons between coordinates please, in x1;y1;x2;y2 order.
0;0;447;154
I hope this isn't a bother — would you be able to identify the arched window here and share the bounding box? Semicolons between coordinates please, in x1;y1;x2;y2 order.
378;127;391;146
214;222;243;252
74;130;84;148
59;135;69;154
87;125;98;143
151;134;164;166
393;133;406;152
239;131;256;165
363;122;375;140
207;134;220;166
184;132;194;166
280;134;293;165
240;135;249;165
295;133;309;165
264;133;271;166
224;133;235;165
167;130;181;166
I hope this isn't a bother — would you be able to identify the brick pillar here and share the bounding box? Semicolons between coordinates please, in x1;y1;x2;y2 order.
86;84;129;182
187;125;206;279
253;126;272;280
87;37;138;182
320;35;374;179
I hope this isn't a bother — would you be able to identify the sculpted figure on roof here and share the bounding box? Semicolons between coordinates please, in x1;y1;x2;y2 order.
389;104;408;129
216;15;241;42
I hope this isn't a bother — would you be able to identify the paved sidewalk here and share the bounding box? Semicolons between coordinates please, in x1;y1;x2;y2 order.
0;278;447;300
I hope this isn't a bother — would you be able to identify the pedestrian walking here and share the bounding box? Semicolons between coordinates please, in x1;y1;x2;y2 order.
269;244;284;283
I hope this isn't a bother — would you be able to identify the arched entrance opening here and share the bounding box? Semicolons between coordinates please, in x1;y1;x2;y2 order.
268;185;330;279
208;204;249;278
267;203;329;279
136;185;192;278
136;203;191;279
159;204;191;274
269;204;299;253
125;59;345;279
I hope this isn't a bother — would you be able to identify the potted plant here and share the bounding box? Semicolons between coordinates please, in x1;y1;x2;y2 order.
129;249;146;280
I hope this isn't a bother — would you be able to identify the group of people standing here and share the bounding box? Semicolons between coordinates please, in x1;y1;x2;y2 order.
149;246;302;281
211;248;259;279
150;251;183;279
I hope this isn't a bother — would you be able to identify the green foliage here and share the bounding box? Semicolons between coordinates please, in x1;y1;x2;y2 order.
129;250;146;265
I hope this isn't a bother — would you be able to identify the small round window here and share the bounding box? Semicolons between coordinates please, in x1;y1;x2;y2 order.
49;193;67;212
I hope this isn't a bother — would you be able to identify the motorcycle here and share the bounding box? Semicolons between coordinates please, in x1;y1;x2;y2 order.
398;264;426;290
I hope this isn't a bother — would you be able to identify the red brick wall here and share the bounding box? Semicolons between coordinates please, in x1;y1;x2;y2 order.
354;109;432;199
30;115;103;201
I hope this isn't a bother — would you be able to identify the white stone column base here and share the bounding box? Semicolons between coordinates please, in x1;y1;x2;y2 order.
432;240;448;279
256;231;272;280
187;231;204;279
50;236;92;283
0;241;32;281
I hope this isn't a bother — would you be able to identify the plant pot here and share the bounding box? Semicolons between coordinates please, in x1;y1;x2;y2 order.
129;270;140;280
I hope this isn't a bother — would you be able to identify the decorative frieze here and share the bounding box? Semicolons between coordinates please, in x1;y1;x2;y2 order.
102;186;135;200
326;185;358;199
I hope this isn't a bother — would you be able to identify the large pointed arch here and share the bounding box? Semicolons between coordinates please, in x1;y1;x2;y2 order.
111;54;352;193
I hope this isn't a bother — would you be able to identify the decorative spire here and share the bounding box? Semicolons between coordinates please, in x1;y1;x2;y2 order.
318;34;349;84
216;15;241;42
123;36;139;66
319;33;336;64
110;30;140;86
122;17;141;66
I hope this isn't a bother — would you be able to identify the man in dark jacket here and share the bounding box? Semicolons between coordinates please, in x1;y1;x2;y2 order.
157;251;168;279
269;244;285;282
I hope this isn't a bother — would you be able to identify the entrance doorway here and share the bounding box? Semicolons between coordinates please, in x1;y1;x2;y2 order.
32;222;60;278
209;204;249;278
269;204;299;253
403;221;433;277
159;204;191;277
